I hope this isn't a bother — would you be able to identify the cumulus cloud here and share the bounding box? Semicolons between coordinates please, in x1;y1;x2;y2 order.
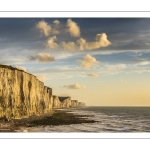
30;52;55;63
77;33;111;50
52;20;61;34
46;33;111;51
63;83;86;89
87;73;99;77
36;75;46;82
46;36;59;49
36;20;51;37
15;66;26;72
35;20;111;51
61;41;77;51
78;54;100;68
67;19;80;37
53;20;60;25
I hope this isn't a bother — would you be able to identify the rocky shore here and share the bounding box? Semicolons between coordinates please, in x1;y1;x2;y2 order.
0;109;96;132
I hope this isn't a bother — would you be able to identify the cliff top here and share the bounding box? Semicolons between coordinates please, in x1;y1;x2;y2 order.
0;64;37;77
0;64;23;71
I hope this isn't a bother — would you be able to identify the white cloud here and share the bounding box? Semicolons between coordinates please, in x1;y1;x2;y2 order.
36;75;46;82
36;20;51;37
46;33;111;51
53;20;60;25
67;19;80;37
30;52;55;63
52;20;60;34
77;54;100;68
64;83;86;89
15;66;26;72
46;36;59;49
77;33;111;50
87;73;99;77
61;41;77;51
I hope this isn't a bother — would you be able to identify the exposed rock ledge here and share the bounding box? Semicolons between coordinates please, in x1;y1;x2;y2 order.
0;65;85;120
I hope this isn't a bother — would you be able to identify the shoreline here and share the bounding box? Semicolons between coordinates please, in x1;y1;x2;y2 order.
0;108;97;132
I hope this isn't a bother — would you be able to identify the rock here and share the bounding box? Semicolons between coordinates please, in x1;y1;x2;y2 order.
0;65;52;119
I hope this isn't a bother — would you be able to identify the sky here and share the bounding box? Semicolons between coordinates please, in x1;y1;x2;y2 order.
1;18;150;106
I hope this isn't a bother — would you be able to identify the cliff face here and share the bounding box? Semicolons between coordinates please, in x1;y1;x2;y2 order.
71;100;78;107
52;96;61;108
0;65;52;120
52;98;85;108
59;97;71;108
52;96;71;108
0;65;86;120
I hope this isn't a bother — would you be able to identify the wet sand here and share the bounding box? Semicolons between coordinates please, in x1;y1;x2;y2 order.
0;109;97;132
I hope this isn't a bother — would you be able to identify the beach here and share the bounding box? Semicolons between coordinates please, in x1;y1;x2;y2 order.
0;109;96;132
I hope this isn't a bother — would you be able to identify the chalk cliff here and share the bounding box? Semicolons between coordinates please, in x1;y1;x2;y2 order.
0;65;52;120
0;65;86;120
78;102;86;107
71;100;78;107
52;96;72;108
52;95;61;108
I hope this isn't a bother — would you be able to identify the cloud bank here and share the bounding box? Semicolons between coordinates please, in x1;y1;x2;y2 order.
35;20;111;51
46;33;111;51
30;52;55;63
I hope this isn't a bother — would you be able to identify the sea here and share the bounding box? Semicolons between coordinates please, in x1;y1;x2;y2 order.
19;106;150;132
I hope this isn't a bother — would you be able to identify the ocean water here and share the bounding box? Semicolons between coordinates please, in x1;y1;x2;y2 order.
19;107;150;132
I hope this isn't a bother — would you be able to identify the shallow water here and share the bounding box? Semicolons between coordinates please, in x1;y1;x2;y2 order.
19;107;150;132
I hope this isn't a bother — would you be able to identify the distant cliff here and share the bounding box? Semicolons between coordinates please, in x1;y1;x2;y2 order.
52;96;86;108
0;65;86;120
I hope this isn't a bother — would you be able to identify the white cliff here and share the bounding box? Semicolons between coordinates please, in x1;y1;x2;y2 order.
0;65;86;120
71;100;78;107
0;65;52;120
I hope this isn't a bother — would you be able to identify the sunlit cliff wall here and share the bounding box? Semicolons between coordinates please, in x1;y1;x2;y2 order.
52;96;71;108
59;97;71;108
52;95;62;108
0;65;52;120
0;65;86;120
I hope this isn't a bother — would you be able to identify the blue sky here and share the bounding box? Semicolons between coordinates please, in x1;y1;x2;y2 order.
1;18;150;106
